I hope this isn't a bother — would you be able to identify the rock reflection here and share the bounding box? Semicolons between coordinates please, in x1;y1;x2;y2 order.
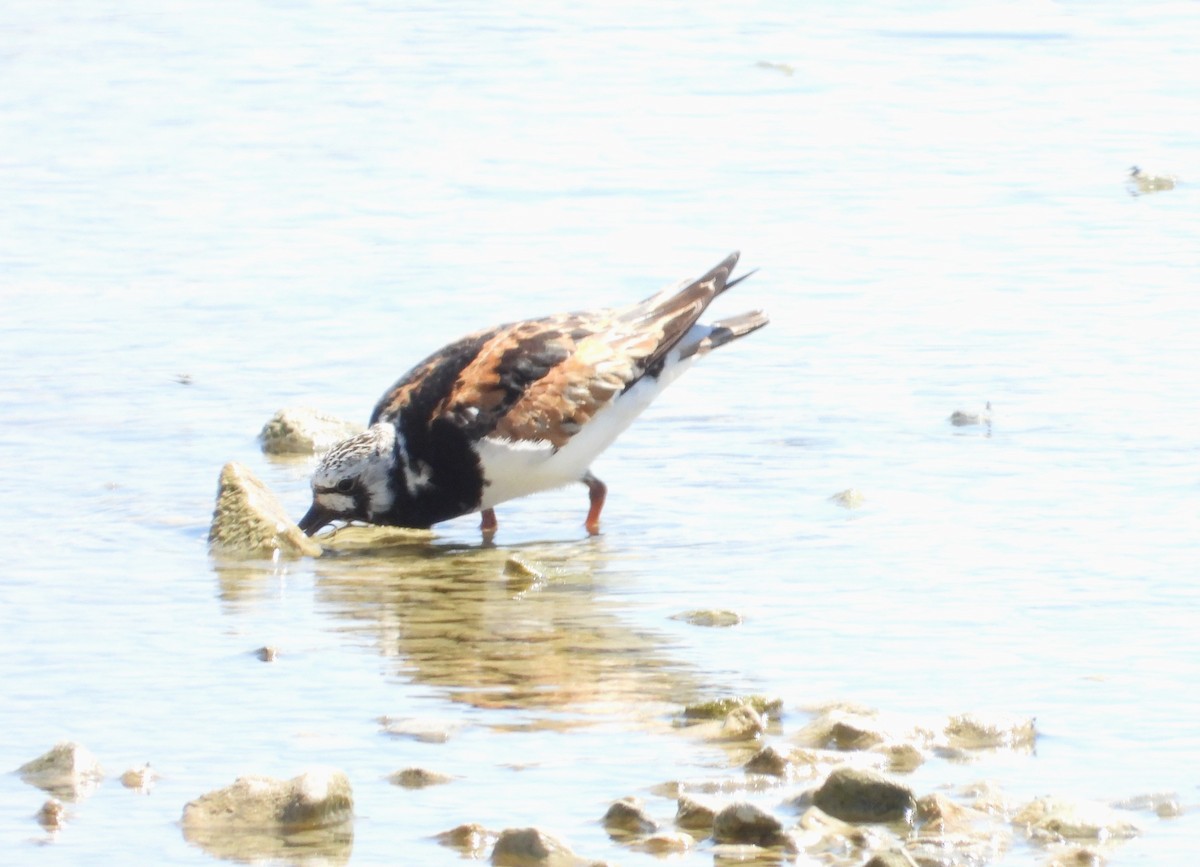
311;531;702;715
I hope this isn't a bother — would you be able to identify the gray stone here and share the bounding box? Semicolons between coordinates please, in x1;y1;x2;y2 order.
18;741;104;800
259;407;362;456
812;767;916;824
208;462;321;559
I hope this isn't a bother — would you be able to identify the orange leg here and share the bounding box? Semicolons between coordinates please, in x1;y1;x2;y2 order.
480;508;497;540
583;472;606;535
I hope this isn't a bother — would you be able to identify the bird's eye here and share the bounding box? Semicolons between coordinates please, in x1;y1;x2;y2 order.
336;479;354;494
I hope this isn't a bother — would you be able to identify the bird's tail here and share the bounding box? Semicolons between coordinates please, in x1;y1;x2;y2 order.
686;310;769;358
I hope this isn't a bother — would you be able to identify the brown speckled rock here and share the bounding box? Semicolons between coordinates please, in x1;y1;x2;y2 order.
208;462;321;559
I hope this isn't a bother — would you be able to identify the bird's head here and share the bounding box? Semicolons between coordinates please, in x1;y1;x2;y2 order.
298;424;397;535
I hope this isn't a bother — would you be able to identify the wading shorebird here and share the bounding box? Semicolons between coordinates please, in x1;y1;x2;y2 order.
298;252;767;538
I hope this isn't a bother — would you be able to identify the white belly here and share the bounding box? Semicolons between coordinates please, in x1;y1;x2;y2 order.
474;351;697;510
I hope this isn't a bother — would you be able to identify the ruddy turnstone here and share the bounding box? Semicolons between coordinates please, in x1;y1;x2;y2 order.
298;252;767;537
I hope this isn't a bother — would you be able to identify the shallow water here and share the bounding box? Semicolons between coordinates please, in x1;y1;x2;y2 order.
2;1;1199;864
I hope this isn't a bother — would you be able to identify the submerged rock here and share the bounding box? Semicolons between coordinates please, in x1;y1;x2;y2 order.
18;741;104;800
712;802;786;846
812;767;916;824
120;763;158;792
36;798;67;830
436;823;497;858
181;768;353;864
863;849;920;867
682;695;783;722
721;705;766;741
259;407;362;456
1015;797;1140;843
631;831;693;853
602;797;658;837
943;712;1036;752
388;767;453;789
670;609;743;627
829;488;866;509
676;794;720;832
490;827;585;866
182;768;353;832
208;462;321;559
744;745;794;777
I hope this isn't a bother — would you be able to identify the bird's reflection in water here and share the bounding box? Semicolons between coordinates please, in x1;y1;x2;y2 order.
309;528;704;718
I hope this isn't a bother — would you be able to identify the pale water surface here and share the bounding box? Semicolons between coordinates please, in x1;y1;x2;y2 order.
2;1;1198;864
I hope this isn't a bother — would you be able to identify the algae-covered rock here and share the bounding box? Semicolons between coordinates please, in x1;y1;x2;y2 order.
208;462;321;559
812;767;916;824
181;768;353;864
682;695;782;721
18;741;104;800
388;767;453;789
182;768;353;832
602;797;658;837
711;802;787;846
259;407;363;456
943;712;1036;751
490;827;583;866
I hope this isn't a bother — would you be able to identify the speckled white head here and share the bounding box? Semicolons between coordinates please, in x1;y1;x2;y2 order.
298;423;398;534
